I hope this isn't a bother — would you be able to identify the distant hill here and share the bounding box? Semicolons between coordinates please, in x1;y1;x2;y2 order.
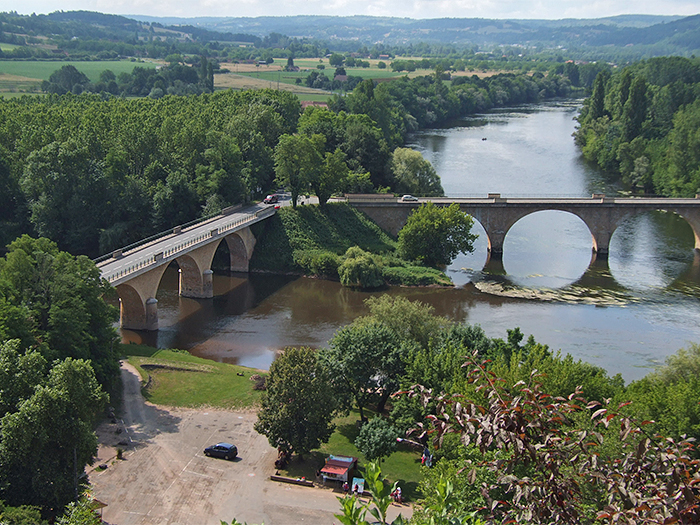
1;10;699;60
127;13;697;50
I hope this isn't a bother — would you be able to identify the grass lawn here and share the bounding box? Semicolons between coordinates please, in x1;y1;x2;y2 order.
279;409;424;502
120;343;265;409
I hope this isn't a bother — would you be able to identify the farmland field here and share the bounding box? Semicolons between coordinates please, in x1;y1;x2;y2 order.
0;59;159;81
0;59;159;93
0;60;157;93
216;64;332;101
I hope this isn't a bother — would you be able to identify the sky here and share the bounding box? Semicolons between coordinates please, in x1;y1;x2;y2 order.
7;0;700;21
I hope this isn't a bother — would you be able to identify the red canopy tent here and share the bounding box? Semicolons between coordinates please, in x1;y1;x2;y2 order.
320;455;358;483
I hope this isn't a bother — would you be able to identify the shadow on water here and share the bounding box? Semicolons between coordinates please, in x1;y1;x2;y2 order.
117;101;700;381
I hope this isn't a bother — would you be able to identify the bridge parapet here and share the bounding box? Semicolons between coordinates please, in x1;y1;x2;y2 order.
101;206;275;285
348;194;700;260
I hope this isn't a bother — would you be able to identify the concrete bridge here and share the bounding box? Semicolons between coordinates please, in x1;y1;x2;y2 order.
347;193;700;261
97;203;275;331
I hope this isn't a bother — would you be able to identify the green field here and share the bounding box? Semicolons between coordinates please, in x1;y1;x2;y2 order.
122;344;266;409
0;59;158;82
0;59;159;94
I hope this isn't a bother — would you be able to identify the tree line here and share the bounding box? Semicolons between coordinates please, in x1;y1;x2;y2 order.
0;67;575;258
42;60;216;97
0;236;117;521
575;55;700;196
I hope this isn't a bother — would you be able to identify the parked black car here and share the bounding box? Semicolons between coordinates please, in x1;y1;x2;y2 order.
204;442;238;460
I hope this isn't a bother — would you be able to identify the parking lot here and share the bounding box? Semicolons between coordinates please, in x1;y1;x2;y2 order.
89;362;410;525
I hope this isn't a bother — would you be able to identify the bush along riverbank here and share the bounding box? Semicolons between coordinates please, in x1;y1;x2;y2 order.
248;203;452;288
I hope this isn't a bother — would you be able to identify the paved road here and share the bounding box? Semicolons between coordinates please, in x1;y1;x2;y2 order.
89;364;411;525
97;203;275;284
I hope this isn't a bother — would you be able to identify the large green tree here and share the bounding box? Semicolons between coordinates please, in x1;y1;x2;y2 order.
0;358;107;512
20;140;109;256
254;347;337;458
273;134;324;208
390;147;444;197
397;202;477;268
322;319;414;419
0;235;119;389
311;148;349;207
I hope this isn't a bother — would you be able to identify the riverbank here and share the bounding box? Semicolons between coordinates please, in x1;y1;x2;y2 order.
247;202;452;287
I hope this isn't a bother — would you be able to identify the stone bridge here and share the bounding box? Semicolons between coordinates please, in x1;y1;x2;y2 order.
347;194;700;261
97;204;275;331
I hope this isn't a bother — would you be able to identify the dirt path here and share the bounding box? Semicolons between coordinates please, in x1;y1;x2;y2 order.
90;362;411;525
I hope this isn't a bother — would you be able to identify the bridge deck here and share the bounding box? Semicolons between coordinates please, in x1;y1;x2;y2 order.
98;203;275;286
348;196;700;206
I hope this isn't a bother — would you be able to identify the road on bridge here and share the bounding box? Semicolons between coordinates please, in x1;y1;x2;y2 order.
97;202;275;284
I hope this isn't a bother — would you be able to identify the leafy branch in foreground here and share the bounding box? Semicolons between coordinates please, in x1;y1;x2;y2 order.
334;460;406;525
406;353;700;524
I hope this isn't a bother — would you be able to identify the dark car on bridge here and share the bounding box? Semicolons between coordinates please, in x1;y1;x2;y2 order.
204;442;238;460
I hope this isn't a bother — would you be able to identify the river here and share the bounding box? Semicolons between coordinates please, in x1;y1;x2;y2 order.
122;100;700;383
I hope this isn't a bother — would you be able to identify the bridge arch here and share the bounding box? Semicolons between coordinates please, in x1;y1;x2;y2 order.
225;227;257;272
112;226;258;331
176;253;213;298
468;205;610;259
115;264;169;331
672;208;700;251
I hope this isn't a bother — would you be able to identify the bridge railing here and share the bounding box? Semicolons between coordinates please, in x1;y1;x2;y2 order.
93;203;249;265
345;192;687;200
102;206;275;284
107;256;158;282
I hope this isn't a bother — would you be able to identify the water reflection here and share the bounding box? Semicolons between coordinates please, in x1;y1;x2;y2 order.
120;102;700;382
610;212;696;292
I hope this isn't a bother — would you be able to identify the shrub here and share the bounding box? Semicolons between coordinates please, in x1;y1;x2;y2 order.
292;250;340;278
382;265;452;286
354;417;399;461
338;247;384;289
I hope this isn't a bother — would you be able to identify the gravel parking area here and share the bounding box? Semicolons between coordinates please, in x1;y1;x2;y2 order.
89;362;411;525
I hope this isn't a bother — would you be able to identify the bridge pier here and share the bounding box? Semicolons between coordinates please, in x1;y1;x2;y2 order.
115;265;169;331
112;227;258;330
179;268;214;298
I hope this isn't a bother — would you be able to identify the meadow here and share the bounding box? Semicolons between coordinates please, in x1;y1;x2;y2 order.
0;59;158;93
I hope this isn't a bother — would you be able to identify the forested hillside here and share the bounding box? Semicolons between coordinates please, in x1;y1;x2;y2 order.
2;10;699;64
133;13;700;58
575;56;700;196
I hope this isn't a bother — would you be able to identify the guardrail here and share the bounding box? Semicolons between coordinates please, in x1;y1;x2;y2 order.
102;206;275;284
93;204;246;265
345;193;696;200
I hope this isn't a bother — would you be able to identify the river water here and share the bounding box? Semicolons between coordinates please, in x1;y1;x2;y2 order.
123;100;700;382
